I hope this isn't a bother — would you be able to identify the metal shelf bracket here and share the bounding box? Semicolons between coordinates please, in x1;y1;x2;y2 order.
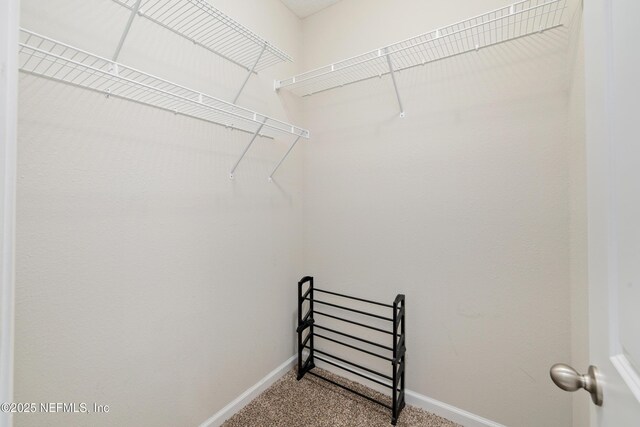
112;0;142;61
229;119;267;179
233;43;267;104
385;48;405;118
268;135;302;182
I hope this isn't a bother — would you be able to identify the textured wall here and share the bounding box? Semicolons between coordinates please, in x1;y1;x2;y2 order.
14;0;586;426
15;1;304;426
300;1;574;426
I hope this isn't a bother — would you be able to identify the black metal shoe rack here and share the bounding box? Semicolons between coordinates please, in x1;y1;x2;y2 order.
296;276;406;425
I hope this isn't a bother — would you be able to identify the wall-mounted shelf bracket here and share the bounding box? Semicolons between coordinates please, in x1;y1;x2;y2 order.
229;119;267;179
233;43;267;104
268;135;302;181
384;48;405;118
112;0;141;61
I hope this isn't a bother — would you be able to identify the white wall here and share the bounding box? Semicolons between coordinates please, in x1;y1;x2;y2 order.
14;1;589;426
300;1;575;426
15;1;304;426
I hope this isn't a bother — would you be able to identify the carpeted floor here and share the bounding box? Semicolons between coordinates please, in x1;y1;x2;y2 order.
221;368;461;427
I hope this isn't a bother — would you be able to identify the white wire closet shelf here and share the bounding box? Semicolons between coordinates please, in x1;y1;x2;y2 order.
19;28;308;180
275;0;567;100
111;0;292;72
18;28;309;141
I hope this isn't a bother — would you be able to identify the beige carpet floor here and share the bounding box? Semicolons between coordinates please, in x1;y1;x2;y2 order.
222;368;461;427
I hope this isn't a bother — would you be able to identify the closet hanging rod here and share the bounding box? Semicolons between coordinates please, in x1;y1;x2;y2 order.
274;0;566;98
18;28;309;142
110;0;293;72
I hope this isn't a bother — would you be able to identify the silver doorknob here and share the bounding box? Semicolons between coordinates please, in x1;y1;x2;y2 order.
550;363;603;406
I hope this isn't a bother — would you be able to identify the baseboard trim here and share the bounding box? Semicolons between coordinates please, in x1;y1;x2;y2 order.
198;355;297;427
199;355;504;427
404;390;506;427
313;360;505;427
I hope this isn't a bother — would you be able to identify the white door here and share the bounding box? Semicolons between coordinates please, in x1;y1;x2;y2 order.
583;0;640;425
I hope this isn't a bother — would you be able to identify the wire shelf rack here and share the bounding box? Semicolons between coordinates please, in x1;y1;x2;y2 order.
275;0;567;97
18;28;309;141
111;0;292;72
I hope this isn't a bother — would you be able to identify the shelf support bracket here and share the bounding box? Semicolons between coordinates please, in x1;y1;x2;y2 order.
268;135;302;181
229;118;267;179
385;49;405;118
113;0;143;61
233;43;267;104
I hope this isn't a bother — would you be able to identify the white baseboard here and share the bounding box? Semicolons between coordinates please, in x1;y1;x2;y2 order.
198;355;297;427
311;360;505;427
404;390;506;427
199;355;504;427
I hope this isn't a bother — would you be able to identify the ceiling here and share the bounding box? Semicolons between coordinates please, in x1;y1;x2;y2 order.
280;0;342;18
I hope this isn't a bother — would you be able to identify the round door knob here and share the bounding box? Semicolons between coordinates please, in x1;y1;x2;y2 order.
550;363;603;406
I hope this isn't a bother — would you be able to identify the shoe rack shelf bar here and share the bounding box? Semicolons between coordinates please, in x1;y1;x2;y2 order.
297;276;406;425
275;0;566;115
19;28;309;178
